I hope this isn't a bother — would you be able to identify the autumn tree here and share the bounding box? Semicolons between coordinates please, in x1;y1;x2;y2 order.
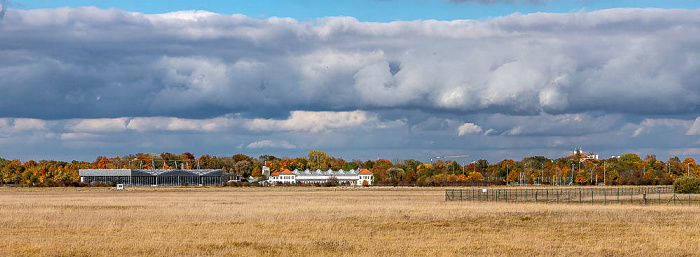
467;171;484;181
506;171;519;183
387;166;404;181
252;166;262;178
307;150;330;170
234;161;254;177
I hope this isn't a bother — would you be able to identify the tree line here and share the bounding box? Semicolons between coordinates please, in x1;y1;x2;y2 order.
0;151;698;186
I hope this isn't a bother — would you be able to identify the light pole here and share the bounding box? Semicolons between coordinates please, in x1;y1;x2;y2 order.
571;163;574;185
552;160;558;186
541;163;544;185
603;161;606;185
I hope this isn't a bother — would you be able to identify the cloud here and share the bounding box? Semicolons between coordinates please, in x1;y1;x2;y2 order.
457;123;483;136
246;140;297;149
66;118;129;133
55;110;402;134
0;1;6;21
2;7;700;162
492;113;624;136
59;132;102;140
0;118;47;134
1;7;699;120
126;116;235;132
245;110;393;133
629;118;693;137
686;117;700;135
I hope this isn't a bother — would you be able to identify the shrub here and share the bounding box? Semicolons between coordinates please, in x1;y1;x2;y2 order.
673;176;700;194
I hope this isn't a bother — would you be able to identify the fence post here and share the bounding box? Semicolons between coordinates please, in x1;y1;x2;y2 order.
579;190;582;204
630;190;633;204
525;189;528;201
592;189;594;205
535;190;538;203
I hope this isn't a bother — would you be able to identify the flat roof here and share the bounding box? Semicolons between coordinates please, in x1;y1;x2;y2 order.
79;169;223;177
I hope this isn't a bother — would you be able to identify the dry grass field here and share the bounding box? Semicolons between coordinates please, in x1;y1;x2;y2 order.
1;187;699;256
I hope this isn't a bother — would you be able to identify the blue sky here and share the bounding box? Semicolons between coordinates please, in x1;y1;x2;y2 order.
1;0;700;163
12;0;700;21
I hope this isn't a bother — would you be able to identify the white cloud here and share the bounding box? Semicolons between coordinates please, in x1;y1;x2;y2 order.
245;110;387;133
60;132;102;140
457;123;483;136
686;117;700;135
0;118;47;134
246;140;297;149
629;118;693;137
55;111;401;134
3;7;700;119
503;126;523;136
126;116;234;132
2;7;700;161
66;118;129;133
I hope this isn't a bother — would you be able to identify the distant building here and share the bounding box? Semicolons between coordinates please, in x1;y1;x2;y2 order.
268;168;373;185
79;169;235;187
568;148;599;161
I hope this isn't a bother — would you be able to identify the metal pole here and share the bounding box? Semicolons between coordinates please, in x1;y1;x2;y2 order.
603;161;606;185
571;163;574;185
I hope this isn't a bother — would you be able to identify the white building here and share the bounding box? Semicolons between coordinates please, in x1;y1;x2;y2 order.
571;148;600;161
268;168;373;185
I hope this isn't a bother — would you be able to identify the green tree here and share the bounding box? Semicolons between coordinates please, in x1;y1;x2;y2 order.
234;161;254;177
343;162;359;171
387;166;404;180
307;150;330;170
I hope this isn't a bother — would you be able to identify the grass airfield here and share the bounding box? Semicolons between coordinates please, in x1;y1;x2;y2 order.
1;187;699;256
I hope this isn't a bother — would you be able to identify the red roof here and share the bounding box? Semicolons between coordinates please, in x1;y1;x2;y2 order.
359;169;373;175
279;169;295;175
271;172;280;176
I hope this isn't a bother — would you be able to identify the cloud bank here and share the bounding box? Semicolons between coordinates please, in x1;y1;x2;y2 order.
1;7;699;120
0;7;699;161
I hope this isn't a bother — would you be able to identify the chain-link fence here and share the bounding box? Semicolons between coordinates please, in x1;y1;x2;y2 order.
445;186;697;205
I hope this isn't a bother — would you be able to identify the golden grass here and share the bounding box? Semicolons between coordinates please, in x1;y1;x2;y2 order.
1;187;699;256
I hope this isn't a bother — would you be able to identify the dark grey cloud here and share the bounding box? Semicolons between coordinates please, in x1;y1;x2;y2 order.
1;8;699;120
1;7;700;162
0;1;5;21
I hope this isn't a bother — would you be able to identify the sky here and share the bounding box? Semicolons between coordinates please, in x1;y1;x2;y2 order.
1;0;700;163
